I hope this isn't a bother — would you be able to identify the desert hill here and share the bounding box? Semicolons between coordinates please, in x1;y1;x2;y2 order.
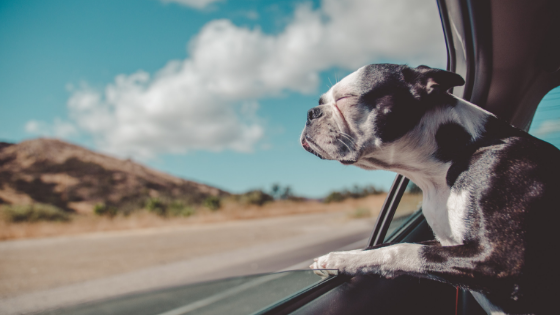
0;138;228;213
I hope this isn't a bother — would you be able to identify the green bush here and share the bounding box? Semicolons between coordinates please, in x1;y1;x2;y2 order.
236;190;274;206
145;198;197;217
324;192;345;203
145;197;166;216
269;184;295;200
94;203;118;217
168;200;195;217
1;203;70;223
203;196;221;211
324;185;385;203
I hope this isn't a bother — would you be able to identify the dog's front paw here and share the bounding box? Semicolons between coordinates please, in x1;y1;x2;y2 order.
310;250;362;276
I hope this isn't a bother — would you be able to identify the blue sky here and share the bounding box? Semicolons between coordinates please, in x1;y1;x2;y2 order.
2;0;556;198
529;87;560;145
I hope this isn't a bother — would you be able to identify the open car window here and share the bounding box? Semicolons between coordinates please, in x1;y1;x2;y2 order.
528;86;560;149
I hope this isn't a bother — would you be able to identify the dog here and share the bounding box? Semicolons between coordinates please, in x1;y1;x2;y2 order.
301;64;560;314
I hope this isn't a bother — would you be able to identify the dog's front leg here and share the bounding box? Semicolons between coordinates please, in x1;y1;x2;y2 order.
310;243;424;278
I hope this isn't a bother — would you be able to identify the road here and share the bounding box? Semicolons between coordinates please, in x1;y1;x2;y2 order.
0;211;377;315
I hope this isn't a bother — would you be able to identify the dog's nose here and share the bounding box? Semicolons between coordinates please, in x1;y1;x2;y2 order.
307;108;323;124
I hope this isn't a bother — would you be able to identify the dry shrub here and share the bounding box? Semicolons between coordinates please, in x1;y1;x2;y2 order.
324;185;385;203
0;194;387;241
350;207;372;218
0;203;71;223
228;190;274;206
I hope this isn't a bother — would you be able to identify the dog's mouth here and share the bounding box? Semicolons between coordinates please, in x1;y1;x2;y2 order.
301;138;325;159
339;159;356;165
302;137;358;165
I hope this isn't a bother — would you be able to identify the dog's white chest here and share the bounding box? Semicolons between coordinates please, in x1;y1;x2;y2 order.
422;189;470;246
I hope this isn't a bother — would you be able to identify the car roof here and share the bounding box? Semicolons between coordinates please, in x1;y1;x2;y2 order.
438;0;560;130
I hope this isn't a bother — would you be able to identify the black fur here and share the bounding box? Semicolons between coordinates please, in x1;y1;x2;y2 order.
421;131;560;313
433;122;472;162
356;64;463;144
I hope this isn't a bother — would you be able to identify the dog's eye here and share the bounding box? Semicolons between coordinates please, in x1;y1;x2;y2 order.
335;96;356;105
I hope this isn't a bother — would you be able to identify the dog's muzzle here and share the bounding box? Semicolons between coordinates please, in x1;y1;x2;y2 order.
301;137;324;159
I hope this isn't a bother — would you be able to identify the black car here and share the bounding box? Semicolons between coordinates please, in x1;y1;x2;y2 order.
40;0;560;314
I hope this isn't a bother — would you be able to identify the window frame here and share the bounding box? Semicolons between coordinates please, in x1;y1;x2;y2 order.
366;175;409;247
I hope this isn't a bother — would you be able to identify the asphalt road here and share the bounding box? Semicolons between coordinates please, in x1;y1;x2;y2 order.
36;237;368;315
0;212;376;315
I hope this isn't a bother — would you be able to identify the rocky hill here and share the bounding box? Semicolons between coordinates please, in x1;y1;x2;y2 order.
0;139;228;213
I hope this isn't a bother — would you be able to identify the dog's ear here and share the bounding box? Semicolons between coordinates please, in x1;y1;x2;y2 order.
402;65;465;99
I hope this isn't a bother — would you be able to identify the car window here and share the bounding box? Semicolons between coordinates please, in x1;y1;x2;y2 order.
36;270;338;315
383;180;423;242
528;86;560;148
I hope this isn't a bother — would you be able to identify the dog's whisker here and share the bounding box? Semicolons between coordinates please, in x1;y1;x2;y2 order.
339;133;355;142
338;136;356;148
337;138;352;151
338;138;356;147
342;139;357;150
339;133;357;146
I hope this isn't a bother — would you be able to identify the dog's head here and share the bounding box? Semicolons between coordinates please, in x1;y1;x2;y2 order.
300;64;464;168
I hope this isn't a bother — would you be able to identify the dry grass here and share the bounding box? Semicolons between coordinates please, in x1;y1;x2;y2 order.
0;194;387;241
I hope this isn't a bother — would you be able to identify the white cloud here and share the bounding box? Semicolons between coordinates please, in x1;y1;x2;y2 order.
64;76;263;158
160;0;223;10
25;120;43;134
38;0;445;159
532;119;560;136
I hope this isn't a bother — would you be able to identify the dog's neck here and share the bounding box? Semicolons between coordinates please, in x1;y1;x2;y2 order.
403;96;492;184
360;96;494;245
362;95;493;189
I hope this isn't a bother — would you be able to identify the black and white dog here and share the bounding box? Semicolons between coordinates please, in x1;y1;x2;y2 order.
301;64;560;314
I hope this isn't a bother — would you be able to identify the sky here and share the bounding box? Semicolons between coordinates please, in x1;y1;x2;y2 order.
529;87;560;145
1;0;557;198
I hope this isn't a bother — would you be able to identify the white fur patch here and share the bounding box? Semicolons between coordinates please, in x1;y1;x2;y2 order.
422;187;454;246
337;66;364;88
447;190;470;245
450;96;494;140
421;188;470;246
